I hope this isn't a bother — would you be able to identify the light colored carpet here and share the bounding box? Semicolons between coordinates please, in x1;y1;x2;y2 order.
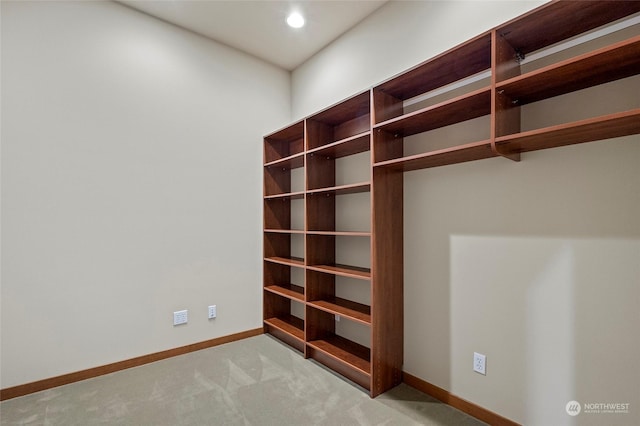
1;335;486;425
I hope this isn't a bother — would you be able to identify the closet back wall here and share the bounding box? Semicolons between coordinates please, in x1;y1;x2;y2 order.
1;1;289;389
291;2;640;425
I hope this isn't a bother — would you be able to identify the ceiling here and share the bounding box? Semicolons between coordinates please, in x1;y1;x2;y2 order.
117;0;388;70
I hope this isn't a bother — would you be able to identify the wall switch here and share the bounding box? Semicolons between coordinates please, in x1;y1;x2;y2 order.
473;352;486;375
173;310;188;326
208;305;217;319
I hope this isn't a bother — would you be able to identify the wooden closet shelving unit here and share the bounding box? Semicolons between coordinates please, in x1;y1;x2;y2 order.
263;0;640;398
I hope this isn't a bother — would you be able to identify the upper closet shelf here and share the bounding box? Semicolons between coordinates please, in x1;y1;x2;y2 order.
307;132;370;158
374;140;495;171
497;36;640;105
494;109;640;154
374;88;491;137
264;152;304;169
496;1;640;56
264;121;304;164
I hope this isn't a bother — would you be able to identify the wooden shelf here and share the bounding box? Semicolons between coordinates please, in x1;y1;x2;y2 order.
307;182;370;196
375;33;492;102
308;297;371;325
497;36;640;104
307;92;371;149
374;88;491;137
263;191;304;200
495;109;640;154
307;264;371;280
307;335;371;375
264;315;304;341
306;231;371;237
264;229;305;234
374;140;495;171
264;256;305;268
307;132;370;158
264;284;304;302
496;1;640;56
264;121;304;164
264;153;304;169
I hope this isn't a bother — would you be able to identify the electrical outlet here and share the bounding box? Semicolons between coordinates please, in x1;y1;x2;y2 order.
173;310;188;326
473;352;486;375
335;314;341;322
208;305;217;319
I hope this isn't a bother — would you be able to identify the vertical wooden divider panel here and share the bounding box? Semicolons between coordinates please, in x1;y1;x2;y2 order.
370;166;403;397
491;30;521;161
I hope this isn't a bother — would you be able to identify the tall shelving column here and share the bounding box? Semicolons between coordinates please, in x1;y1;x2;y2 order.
263;121;306;353
304;91;379;393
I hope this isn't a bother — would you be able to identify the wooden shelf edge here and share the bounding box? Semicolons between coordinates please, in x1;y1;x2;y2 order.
307;131;371;155
307;264;371;280
264;191;305;200
495;35;640;102
306;231;371;237
307;181;371;196
264;284;305;302
373;86;492;135
264;256;305;268
264;151;305;169
307;337;371;375
264;316;304;341
373;140;496;171
264;229;305;234
308;298;371;325
494;109;640;154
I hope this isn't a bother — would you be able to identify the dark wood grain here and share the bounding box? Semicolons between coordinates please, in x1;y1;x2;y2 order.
306;132;370;158
374;88;491;137
495;109;640;155
374;140;495;171
264;256;305;268
308;297;371;325
307;264;371;280
264;284;305;302
308;335;371;374
370;166;404;397
376;33;492;100
497;36;640;105
264;315;304;341
496;1;640;56
306;182;370;196
264;121;304;163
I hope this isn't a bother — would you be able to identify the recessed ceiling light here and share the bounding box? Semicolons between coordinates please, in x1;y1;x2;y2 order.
286;12;305;28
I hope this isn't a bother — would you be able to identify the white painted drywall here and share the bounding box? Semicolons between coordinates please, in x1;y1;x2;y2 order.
292;0;546;119
1;0;290;388
291;2;640;425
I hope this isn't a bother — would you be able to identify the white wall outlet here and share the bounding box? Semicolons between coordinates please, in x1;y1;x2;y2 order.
208;305;217;319
335;314;341;322
473;352;486;375
173;309;188;326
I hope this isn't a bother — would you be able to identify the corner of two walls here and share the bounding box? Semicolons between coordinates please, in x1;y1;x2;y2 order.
289;1;640;425
1;0;290;389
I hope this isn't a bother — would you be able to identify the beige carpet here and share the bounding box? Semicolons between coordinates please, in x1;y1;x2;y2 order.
0;335;485;425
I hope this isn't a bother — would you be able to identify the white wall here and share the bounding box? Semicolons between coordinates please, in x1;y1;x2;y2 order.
291;1;640;425
292;0;545;119
1;1;290;388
